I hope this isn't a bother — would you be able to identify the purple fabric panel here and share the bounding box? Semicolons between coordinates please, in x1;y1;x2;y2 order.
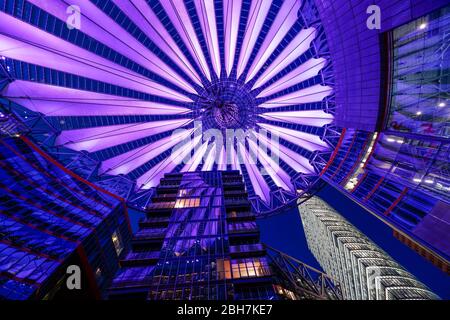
238;143;271;203
161;0;211;81
218;145;227;171
182;141;209;172
247;138;293;191
256;58;327;96
100;129;193;175
56;119;192;152
259;110;333;127
246;0;302;82
28;0;196;93
259;85;333;108
258;123;329;152
228;143;241;172
201;143;217;171
0;12;191;102
253;28;317;89
255;132;314;173
125;0;202;85
223;0;242;76
194;0;221;78
113;0;200;90
3;81;191;116
138;134;202;189
236;0;271;78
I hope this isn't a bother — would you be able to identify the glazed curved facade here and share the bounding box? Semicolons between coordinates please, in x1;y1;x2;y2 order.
320;5;450;273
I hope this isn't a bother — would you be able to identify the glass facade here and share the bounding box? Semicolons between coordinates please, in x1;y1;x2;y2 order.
387;6;449;138
109;171;278;300
322;129;450;272
109;171;342;300
0;136;131;299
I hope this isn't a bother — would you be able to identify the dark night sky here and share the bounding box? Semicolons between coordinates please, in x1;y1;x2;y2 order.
128;184;450;299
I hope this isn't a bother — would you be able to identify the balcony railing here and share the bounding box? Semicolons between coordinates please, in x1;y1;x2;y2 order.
229;244;265;255
225;198;251;206
134;230;166;240
228;226;259;235
139;217;170;227
226;211;255;220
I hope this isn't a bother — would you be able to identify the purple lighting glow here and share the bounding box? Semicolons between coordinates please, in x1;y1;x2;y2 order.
0;0;337;214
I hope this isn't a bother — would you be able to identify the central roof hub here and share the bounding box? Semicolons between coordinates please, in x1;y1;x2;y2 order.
195;79;257;131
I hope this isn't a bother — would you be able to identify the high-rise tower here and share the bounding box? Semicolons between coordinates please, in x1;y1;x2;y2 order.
109;171;277;299
109;171;342;300
298;196;439;300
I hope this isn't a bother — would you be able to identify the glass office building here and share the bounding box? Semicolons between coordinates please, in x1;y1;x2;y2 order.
109;171;342;300
0;133;131;299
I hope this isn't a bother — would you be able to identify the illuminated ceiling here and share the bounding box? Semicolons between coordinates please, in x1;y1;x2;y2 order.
0;0;340;215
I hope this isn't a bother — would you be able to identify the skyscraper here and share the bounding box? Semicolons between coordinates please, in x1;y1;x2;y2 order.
298;196;439;300
109;171;275;299
109;171;342;300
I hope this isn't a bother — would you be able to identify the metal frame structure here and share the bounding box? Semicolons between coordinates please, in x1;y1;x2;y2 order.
264;244;343;300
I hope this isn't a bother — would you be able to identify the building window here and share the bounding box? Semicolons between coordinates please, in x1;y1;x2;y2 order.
216;259;232;280
387;6;450;138
230;258;271;279
174;197;200;208
95;267;102;280
111;230;123;256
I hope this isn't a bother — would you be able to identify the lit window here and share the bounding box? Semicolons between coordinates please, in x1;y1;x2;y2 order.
111;230;123;256
175;197;200;208
230;258;270;279
95;267;102;279
216;259;232;280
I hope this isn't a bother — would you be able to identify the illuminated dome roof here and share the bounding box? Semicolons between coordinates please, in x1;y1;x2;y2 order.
0;0;340;215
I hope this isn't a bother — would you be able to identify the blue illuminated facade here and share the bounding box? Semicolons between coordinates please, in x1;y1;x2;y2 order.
109;171;275;299
109;171;342;300
0;134;131;299
320;6;450;273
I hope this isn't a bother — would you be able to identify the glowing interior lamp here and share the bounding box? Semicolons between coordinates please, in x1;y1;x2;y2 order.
438;102;446;107
419;23;427;30
413;178;422;183
386;138;396;142
424;179;434;184
416;111;422;115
